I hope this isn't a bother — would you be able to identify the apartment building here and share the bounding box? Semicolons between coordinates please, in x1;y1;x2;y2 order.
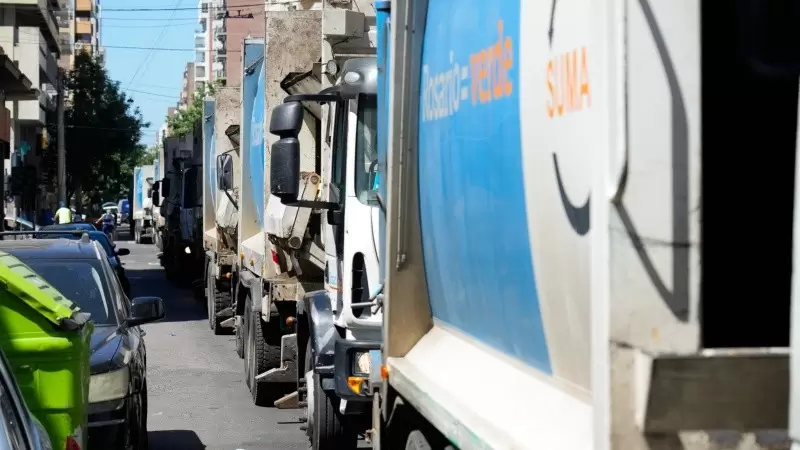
195;0;226;88
0;1;62;219
179;62;195;109
55;0;103;70
224;0;264;87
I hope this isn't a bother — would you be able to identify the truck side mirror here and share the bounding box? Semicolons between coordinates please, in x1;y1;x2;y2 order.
217;153;234;191
162;178;171;196
269;101;304;204
151;180;160;207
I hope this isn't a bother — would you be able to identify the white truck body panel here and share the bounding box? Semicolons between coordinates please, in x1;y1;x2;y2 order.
132;165;155;220
380;0;789;449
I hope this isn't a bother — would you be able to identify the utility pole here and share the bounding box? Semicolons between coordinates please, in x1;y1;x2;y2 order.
57;72;66;205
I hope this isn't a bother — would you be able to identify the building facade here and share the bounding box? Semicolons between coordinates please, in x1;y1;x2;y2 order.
57;0;103;70
179;62;196;109
0;1;62;220
224;0;264;87
196;0;229;88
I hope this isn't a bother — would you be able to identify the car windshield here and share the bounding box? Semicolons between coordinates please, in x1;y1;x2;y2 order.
20;259;115;325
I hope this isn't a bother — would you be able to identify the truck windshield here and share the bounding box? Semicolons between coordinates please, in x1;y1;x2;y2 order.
354;94;378;206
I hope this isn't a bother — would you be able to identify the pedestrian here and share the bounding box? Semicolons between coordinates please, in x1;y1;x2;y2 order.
53;201;73;224
43;207;54;225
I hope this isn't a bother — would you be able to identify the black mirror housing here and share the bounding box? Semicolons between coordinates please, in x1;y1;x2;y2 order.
269;101;304;136
270;138;300;204
162;178;171;196
217;154;234;191
151;189;160;207
127;296;166;327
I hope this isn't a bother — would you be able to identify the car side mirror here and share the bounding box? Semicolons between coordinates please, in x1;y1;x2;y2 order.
116;248;130;256
217;153;234;191
127;296;166;327
151;180;161;207
269;101;304;204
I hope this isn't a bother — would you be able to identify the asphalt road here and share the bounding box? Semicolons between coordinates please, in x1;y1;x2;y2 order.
115;230;309;450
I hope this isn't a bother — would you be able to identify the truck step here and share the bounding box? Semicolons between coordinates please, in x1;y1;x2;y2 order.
215;307;234;318
298;401;307;407
299;425;307;431
219;317;235;328
274;391;300;409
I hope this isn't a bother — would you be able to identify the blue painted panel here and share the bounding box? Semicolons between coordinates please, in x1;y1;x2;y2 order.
134;168;143;210
416;0;551;373
376;0;390;283
154;159;160;181
240;40;264;227
249;61;265;226
204;99;217;210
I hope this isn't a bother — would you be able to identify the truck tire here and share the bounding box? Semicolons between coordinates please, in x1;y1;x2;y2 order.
206;261;228;335
235;316;244;358
310;371;358;450
245;294;282;406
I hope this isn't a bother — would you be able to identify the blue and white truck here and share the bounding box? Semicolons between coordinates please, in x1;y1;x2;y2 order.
131;164;154;244
203;87;241;336
371;0;794;449
209;2;383;448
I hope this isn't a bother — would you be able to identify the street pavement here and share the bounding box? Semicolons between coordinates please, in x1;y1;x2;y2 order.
115;230;310;450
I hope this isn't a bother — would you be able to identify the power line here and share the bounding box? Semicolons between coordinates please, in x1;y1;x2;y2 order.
102;21;198;28
124;88;177;99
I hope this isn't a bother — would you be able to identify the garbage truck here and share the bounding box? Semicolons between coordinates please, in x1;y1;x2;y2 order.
131;165;154;244
203;87;241;336
216;5;382;447
152;128;205;287
371;0;796;449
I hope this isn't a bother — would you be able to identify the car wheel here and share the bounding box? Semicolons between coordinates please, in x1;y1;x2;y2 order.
137;383;149;450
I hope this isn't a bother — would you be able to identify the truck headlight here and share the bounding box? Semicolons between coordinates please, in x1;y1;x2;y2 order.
89;367;130;403
352;351;372;377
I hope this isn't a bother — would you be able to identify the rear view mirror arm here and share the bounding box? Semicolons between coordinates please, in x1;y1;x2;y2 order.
223;190;238;210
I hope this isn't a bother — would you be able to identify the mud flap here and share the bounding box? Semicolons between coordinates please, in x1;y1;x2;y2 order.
256;333;298;384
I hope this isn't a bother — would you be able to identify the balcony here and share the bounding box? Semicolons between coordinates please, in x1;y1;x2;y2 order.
195;51;206;63
195;64;207;79
74;42;94;56
76;0;94;14
12;0;60;52
195;37;205;49
75;18;92;35
39;87;56;111
37;31;58;86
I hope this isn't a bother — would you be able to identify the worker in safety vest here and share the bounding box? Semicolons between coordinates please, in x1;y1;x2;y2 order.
53;201;73;224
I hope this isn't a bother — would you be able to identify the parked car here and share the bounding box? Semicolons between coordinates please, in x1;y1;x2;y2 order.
33;230;132;298
1;217;38;240
0;236;165;450
39;223;97;233
0;345;53;450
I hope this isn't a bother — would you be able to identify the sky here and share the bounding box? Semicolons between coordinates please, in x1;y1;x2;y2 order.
101;0;199;147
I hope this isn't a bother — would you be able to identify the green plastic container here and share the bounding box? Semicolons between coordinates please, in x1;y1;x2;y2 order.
0;251;93;450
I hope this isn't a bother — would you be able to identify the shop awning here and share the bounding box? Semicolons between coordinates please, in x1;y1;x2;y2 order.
0;48;38;102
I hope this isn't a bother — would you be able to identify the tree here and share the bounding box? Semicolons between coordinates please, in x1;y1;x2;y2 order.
167;81;221;137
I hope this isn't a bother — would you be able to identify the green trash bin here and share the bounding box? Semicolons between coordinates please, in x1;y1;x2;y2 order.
0;251;93;450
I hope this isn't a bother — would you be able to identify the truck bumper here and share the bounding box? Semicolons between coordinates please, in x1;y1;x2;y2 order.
333;339;382;402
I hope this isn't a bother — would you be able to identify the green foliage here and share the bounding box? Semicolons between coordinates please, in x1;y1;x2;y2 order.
167;81;221;138
61;52;149;204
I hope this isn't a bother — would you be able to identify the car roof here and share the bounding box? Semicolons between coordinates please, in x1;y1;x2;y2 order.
0;238;104;261
41;222;95;230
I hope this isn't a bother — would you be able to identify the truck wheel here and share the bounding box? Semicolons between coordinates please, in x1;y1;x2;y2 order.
243;297;252;388
246;298;282;406
235;316;244;358
206;262;231;335
310;371;358;450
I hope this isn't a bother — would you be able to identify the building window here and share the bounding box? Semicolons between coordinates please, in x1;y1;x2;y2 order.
196;51;205;63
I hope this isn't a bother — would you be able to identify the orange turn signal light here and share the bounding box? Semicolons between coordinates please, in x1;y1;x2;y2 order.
380;364;389;380
347;376;365;395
